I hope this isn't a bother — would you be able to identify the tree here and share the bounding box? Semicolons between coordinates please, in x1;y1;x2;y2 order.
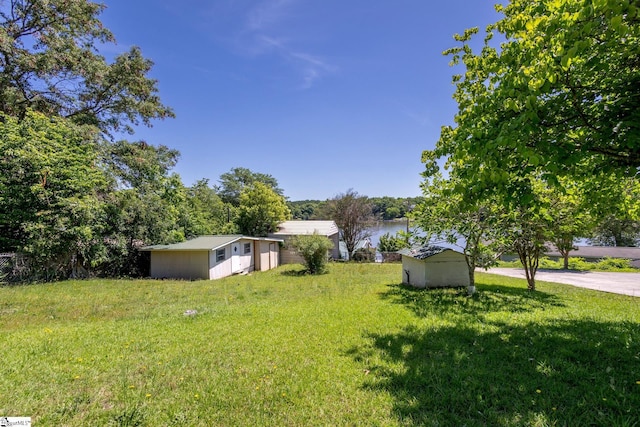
288;200;322;220
536;179;595;269
181;179;236;238
587;178;640;247
589;214;640;247
236;182;291;236
504;200;551;292
218;167;284;206
377;232;411;253
324;189;374;260
0;0;174;134
0;111;109;279
414;174;504;294
429;0;640;199
290;233;334;274
0;0;179;280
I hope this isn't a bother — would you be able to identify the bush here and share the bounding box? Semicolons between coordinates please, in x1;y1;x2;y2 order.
594;257;634;271
377;232;409;253
498;256;637;272
352;247;375;262
290;233;334;274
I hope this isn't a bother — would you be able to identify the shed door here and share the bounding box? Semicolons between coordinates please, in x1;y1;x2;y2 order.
231;242;242;273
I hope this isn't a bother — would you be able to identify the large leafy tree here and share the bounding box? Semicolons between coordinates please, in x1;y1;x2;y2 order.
236;182;291;237
181;179;237;238
429;0;640;196
0;1;178;280
218;167;284;206
99;142;188;276
0;0;174;134
0;111;109;279
587;177;640;246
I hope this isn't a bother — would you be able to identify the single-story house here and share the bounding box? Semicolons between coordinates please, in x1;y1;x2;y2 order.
141;235;283;280
269;220;341;264
398;245;470;288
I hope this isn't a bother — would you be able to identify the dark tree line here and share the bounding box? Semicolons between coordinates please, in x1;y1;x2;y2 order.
288;196;423;221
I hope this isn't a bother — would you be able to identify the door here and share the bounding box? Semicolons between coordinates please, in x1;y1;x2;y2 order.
231;242;242;273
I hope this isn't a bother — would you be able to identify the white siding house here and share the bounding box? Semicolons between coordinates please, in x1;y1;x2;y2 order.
141;235;283;280
399;246;470;288
269;220;341;264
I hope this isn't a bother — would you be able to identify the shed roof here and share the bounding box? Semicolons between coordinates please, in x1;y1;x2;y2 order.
140;235;283;252
272;220;339;236
398;245;461;260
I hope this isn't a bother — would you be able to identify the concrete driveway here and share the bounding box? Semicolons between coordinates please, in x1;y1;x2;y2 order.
484;268;640;297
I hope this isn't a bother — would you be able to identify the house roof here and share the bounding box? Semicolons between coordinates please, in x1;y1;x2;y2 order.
140;235;283;252
546;246;640;260
271;220;339;237
398;245;460;260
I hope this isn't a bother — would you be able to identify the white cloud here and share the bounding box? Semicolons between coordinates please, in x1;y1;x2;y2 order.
237;1;336;88
245;0;296;32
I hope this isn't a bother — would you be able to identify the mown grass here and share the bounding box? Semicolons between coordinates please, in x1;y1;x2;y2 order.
1;263;639;426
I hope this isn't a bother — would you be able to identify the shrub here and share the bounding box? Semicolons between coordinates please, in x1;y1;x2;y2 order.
290;233;334;274
352;247;375;262
595;257;634;271
377;232;409;253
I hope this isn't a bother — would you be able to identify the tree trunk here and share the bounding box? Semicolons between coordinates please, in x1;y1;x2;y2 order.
464;254;476;295
514;239;540;292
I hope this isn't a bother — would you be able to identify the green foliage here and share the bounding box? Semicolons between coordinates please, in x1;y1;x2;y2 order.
500;256;637;272
414;174;505;288
236;182;291;236
218;167;283;206
0;0;174;134
288;200;323;220
369;196;422;220
377;232;409;252
0;0;182;280
181;179;237;238
290;233;334;274
0;111;109;279
590;216;640;247
429;0;640;207
288;197;422;221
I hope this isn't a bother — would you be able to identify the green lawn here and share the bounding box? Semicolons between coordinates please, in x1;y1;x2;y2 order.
1;263;639;426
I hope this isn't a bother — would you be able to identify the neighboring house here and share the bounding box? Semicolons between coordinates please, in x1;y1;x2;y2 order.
141;235;283;280
398;245;470;288
269;220;341;264
544;246;640;268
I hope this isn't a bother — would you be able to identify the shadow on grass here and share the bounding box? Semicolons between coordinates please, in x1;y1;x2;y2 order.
380;283;565;319
349;285;640;425
279;268;330;277
279;268;309;277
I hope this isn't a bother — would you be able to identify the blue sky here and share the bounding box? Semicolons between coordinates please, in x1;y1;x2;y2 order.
99;0;501;201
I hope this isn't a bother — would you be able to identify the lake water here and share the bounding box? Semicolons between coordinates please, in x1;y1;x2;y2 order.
368;220;412;248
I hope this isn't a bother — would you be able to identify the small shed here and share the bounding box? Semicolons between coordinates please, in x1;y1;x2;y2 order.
398;245;470;288
141;235;283;280
269;220;341;264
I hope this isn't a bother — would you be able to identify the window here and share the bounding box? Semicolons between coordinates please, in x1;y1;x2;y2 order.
216;248;225;262
244;243;251;254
